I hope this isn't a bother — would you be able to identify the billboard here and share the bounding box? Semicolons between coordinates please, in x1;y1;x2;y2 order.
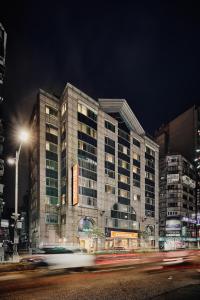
111;231;138;239
167;174;179;184
166;219;181;231
72;164;79;206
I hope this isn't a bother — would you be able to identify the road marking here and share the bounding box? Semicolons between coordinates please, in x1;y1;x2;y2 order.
92;266;136;273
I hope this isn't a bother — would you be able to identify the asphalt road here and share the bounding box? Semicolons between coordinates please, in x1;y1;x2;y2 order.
0;266;200;300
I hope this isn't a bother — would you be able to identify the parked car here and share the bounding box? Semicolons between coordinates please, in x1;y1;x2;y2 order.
20;246;95;270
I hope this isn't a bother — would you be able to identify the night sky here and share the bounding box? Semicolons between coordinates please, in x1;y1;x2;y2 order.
1;0;200;209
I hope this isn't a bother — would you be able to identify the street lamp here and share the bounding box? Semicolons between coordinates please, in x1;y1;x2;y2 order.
7;129;29;258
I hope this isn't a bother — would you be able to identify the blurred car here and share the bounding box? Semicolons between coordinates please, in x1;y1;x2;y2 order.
20;246;95;270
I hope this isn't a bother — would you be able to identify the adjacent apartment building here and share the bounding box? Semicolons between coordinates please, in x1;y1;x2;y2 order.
155;106;200;248
29;83;159;251
159;154;196;250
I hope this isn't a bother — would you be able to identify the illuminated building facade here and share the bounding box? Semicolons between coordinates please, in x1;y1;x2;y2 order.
159;154;196;250
29;83;159;250
155;106;200;246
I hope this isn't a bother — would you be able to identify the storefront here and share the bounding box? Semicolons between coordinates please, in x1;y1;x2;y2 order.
105;229;138;249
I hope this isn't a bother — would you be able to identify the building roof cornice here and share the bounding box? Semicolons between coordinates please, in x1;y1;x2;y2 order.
98;98;145;136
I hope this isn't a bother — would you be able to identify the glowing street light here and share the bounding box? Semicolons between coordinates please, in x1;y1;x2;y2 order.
8;129;30;258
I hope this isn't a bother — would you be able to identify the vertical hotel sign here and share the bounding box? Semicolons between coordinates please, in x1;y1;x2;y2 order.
72;164;79;205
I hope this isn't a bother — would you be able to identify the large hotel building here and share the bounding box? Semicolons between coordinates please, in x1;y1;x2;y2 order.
29;83;159;250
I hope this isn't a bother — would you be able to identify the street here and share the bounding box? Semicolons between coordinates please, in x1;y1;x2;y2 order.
0;264;200;300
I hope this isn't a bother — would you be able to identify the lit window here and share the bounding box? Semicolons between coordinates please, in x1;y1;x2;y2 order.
105;153;115;163
61;102;67;116
118;174;130;184
105;184;115;194
133;152;140;161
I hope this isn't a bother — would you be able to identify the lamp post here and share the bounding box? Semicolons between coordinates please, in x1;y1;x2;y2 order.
8;130;29;258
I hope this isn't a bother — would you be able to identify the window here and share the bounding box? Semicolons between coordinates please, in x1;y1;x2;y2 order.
78;122;97;139
79;186;97;198
118;129;130;141
105;120;115;132
46;177;58;188
118;144;130;155
46;124;58;136
167;211;178;216
45;214;58;224
146;146;155;157
105;136;115;148
46;196;58;205
46;159;58;171
79;168;97;181
133;138;140;148
46;141;57;153
133;166;140;174
45;106;58;118
145;158;155;169
78;159;97;172
119;189;130;198
79;177;97;189
118;174;130;184
105;152;115;163
145;172;155;181
61;102;67;116
111;204;136;221
119;159;130;170
133;179;140;188
105;184;115;194
105;168;115;179
133;152;140;161
78;103;97;122
78;140;97;155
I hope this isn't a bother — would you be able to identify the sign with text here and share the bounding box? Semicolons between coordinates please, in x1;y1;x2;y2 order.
167;174;179;184
72;164;79;206
166;219;181;231
111;231;138;239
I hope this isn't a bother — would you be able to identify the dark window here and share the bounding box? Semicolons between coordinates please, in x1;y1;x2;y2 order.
105;145;115;155
105;168;115;179
46;132;58;144
78;113;97;130
133;138;140;148
118;129;130;142
78;149;97;162
118;151;130;162
79;168;97;181
105;136;115;148
118;181;130;191
118;197;130;205
105;161;115;171
133;159;140;167
46;169;58;179
46;150;58;161
46;187;58;197
105;120;115;132
78;131;97;146
118;136;130;148
118;167;130;177
79;186;97;198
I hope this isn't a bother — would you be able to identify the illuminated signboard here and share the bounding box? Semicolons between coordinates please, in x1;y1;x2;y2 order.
167;174;179;184
111;231;138;239
72;164;79;205
166;219;181;231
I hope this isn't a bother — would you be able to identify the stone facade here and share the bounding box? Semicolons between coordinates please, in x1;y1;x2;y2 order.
29;83;159;250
